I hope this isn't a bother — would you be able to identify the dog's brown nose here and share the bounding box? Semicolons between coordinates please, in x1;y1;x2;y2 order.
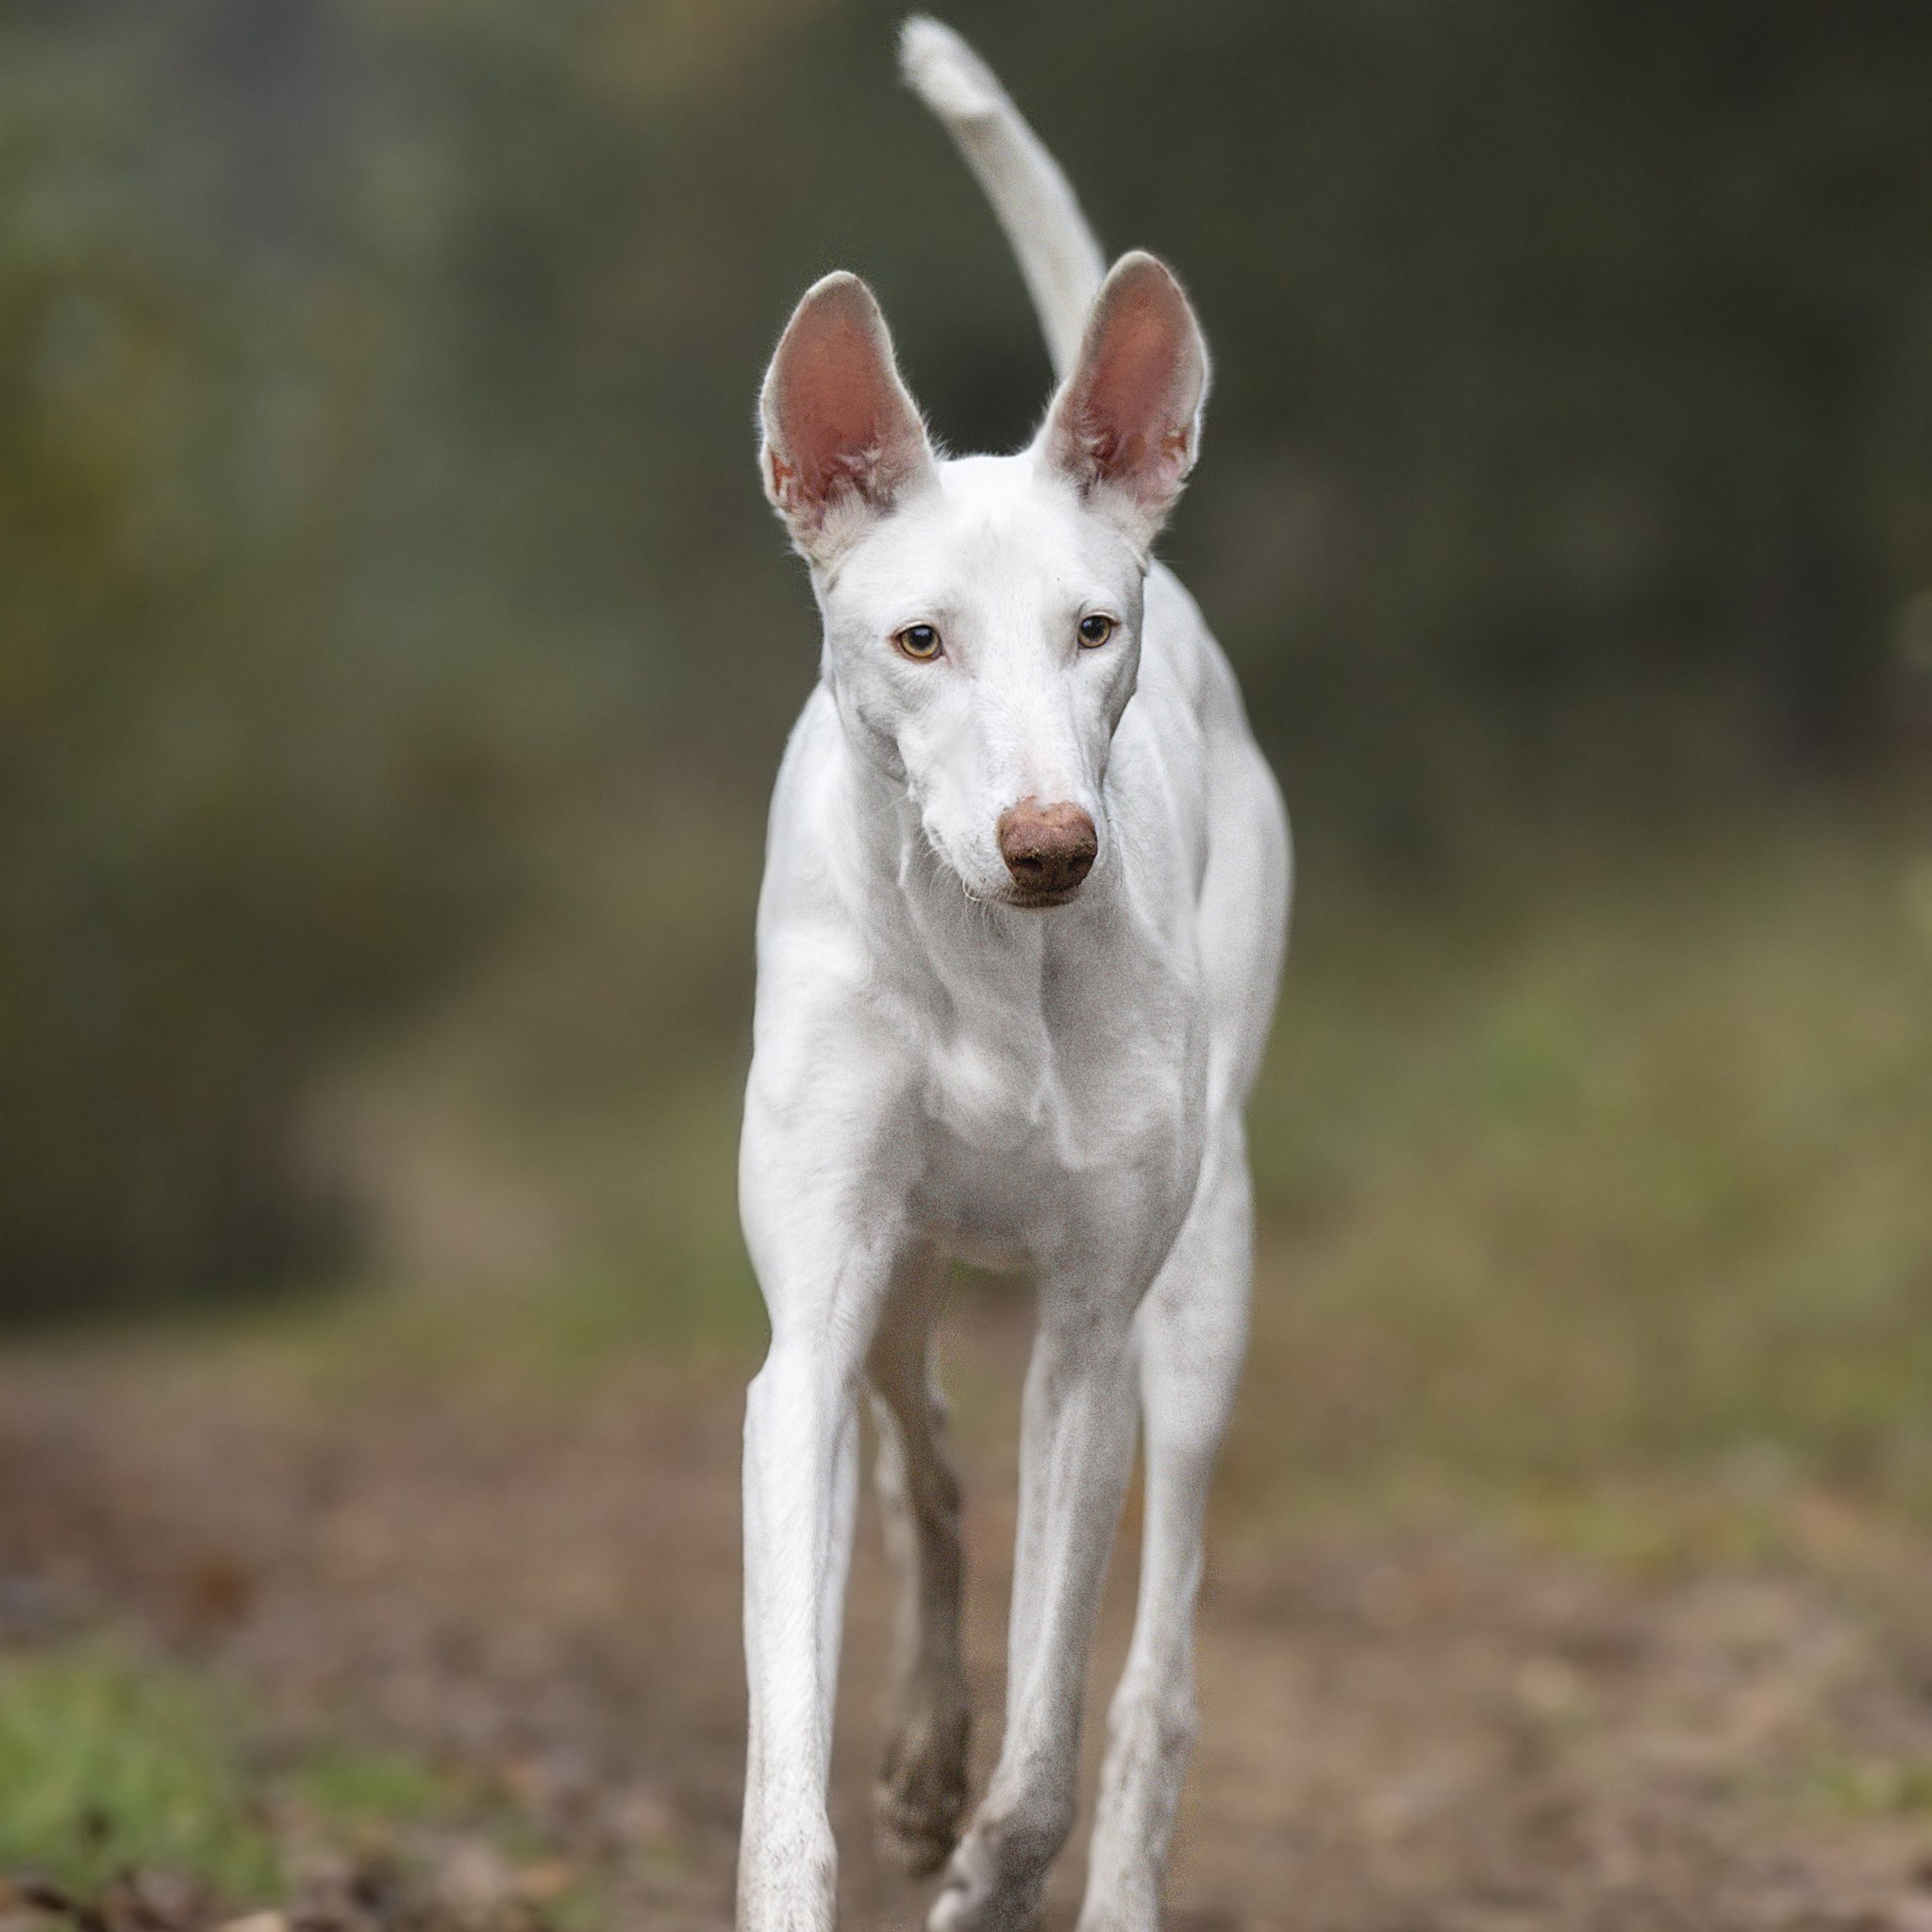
996;798;1097;900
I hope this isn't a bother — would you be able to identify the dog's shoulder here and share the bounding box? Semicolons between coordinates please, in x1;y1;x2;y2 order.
1140;564;1253;745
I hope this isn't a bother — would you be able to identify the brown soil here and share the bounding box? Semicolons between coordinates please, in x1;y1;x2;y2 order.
3;1307;1931;1932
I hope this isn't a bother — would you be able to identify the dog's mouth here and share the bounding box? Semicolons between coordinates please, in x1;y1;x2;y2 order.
997;882;1085;911
958;879;1087;912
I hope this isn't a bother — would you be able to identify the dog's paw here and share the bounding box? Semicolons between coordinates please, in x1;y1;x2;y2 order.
874;1691;969;1875
926;1854;1044;1932
876;1789;958;1879
924;1810;1057;1932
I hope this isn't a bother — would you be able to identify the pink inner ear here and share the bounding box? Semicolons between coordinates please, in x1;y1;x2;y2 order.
784;317;891;498
1050;256;1205;519
766;280;924;519
1078;302;1188;473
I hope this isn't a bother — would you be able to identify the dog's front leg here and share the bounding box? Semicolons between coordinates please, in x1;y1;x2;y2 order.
738;1076;913;1932
930;1275;1142;1932
741;1321;864;1931
1080;1122;1254;1931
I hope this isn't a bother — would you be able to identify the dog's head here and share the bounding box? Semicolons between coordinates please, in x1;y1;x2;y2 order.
758;255;1208;910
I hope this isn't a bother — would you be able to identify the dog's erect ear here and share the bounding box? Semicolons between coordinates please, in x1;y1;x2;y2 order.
1040;252;1209;548
758;272;936;558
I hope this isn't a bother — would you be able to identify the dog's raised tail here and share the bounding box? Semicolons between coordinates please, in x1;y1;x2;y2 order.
898;16;1106;383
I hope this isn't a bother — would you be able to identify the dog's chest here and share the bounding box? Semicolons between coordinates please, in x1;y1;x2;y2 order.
921;991;1058;1156
904;937;1203;1257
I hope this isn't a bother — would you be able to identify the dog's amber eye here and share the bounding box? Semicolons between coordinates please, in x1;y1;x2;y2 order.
1077;614;1115;648
895;624;942;661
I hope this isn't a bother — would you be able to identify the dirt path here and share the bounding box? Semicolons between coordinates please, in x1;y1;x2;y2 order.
4;1308;1932;1931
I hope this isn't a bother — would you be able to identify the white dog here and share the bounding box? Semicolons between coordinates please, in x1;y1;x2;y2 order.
738;19;1291;1930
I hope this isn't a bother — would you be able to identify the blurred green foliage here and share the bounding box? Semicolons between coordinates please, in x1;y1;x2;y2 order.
0;4;581;1307
1233;816;1932;1523
1;0;1928;1307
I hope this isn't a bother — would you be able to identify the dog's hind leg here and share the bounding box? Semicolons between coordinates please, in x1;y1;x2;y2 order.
930;1281;1141;1932
867;1242;971;1876
1077;1126;1254;1932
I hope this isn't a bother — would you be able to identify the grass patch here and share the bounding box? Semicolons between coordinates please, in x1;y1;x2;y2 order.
0;1644;581;1915
283;1743;466;1834
0;1648;277;1897
1803;1755;1932;1821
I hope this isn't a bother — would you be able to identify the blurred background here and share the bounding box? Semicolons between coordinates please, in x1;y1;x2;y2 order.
5;0;1928;1325
2;3;1932;1925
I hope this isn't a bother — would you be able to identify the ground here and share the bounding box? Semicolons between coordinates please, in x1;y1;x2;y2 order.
4;1299;1932;1932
